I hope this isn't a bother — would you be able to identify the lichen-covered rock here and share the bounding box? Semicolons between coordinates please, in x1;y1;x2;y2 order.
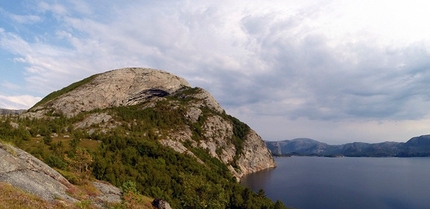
92;181;122;206
0;142;76;202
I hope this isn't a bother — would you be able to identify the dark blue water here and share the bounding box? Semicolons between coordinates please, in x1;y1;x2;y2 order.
241;157;430;209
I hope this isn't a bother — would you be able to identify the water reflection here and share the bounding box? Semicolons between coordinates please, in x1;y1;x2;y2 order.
240;166;276;191
240;156;430;209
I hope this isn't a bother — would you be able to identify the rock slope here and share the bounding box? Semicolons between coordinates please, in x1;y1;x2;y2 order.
29;68;191;118
26;67;276;179
0;142;76;202
0;142;122;207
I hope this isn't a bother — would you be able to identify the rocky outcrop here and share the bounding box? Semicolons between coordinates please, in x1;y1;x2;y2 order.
0;142;76;202
200;115;235;163
187;87;224;113
164;107;276;179
152;198;172;209
236;130;277;177
0;142;124;207
73;112;113;129
28;68;191;118
92;181;122;206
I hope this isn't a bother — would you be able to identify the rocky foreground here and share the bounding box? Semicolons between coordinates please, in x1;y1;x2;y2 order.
0;142;121;207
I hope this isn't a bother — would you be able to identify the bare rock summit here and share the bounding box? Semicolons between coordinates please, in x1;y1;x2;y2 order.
29;68;192;117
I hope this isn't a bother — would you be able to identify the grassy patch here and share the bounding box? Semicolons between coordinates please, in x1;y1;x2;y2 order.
0;141;17;156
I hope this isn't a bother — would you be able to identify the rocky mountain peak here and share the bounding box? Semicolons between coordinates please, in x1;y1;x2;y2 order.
29;68;192;117
24;67;276;179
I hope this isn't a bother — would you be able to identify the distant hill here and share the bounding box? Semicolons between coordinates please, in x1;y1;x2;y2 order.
266;135;430;157
0;109;25;115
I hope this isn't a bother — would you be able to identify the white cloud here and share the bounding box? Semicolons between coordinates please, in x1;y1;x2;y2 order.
0;94;41;109
37;1;68;16
1;9;41;24
1;81;21;90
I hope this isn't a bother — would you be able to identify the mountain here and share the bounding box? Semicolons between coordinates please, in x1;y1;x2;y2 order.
26;68;276;178
4;67;282;208
266;138;331;155
0;109;25;115
266;136;430;157
397;135;430;157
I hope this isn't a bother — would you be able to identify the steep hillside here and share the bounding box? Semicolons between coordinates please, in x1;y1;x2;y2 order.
26;67;275;178
10;67;282;208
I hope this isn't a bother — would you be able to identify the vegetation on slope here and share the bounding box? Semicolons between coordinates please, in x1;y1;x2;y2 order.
31;74;98;109
0;88;289;209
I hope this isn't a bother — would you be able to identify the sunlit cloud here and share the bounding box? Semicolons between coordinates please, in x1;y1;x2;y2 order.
0;94;41;109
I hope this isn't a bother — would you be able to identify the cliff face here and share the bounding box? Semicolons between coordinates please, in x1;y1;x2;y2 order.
26;67;276;179
237;130;277;177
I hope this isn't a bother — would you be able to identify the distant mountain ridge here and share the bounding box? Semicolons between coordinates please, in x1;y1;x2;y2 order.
0;109;25;115
266;135;430;157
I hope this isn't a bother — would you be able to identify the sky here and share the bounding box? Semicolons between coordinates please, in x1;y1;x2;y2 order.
1;0;430;144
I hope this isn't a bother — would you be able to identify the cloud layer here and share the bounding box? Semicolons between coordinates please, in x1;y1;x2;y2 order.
1;0;430;142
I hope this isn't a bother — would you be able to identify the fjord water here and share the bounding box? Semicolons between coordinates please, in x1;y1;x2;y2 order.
241;157;430;209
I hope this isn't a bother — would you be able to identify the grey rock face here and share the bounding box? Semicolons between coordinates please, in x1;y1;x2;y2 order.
236;130;277;178
188;87;224;113
73;112;113;129
92;181;122;206
0;142;76;202
30;68;191;117
201;115;235;163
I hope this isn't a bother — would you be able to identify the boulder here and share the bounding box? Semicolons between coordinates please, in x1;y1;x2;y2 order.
152;198;172;209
